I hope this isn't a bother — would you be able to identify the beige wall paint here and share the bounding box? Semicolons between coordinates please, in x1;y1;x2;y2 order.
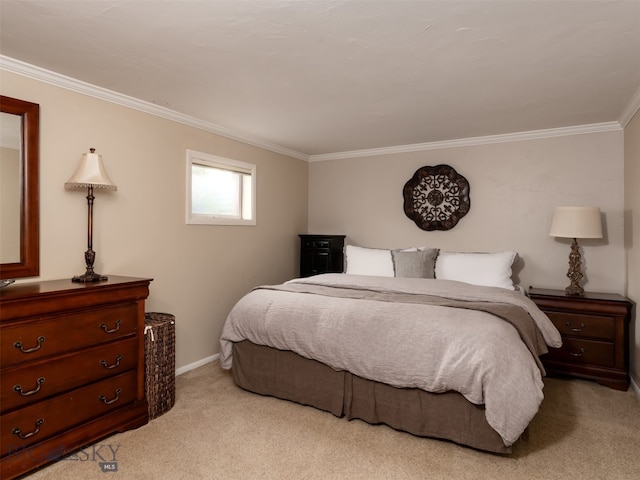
624;109;639;389
309;132;625;293
1;70;308;370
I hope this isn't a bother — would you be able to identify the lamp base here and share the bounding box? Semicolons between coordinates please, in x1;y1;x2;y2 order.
564;238;585;296
564;284;585;296
73;247;108;282
72;271;108;283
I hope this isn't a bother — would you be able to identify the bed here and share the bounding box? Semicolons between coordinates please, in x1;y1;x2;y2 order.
219;248;562;454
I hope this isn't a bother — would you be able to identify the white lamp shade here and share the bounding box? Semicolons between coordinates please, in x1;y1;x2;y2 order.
65;149;117;191
549;207;602;239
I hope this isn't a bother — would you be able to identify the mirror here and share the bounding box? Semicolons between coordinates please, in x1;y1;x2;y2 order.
0;96;39;280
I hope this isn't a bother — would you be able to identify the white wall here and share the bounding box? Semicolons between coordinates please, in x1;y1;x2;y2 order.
1;70;308;370
309;131;625;294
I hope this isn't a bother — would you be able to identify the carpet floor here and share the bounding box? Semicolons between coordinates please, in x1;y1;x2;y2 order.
25;361;640;479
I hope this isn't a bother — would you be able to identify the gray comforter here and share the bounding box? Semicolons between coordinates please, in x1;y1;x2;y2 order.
219;274;562;447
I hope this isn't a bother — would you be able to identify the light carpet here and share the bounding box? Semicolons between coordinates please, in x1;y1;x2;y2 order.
26;362;640;479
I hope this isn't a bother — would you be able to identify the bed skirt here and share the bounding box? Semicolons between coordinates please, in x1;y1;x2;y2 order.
231;340;512;454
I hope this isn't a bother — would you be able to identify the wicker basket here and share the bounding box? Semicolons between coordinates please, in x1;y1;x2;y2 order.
144;312;176;420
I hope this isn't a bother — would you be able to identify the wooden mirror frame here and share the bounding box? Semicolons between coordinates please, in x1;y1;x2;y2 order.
0;96;39;280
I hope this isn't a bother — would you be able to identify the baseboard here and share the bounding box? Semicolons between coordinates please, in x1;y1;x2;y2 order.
631;375;640;400
175;353;219;376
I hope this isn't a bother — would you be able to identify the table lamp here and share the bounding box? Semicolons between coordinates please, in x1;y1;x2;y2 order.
65;148;117;282
549;206;602;296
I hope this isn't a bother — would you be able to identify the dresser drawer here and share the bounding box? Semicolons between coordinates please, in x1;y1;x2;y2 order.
545;311;615;341
1;371;138;452
544;337;615;368
0;304;137;368
1;337;138;412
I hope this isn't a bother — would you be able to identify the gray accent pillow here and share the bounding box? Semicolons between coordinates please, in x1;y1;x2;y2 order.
391;248;439;278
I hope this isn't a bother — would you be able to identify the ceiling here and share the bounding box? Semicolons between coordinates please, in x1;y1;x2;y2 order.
1;0;639;160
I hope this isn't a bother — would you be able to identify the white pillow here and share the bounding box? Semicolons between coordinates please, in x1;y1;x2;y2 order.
345;245;394;277
435;251;518;290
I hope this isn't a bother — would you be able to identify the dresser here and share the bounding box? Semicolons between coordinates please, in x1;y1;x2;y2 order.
528;287;633;391
0;276;152;479
299;234;346;277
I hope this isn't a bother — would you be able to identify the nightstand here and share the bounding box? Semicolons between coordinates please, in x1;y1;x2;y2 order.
528;287;633;391
299;235;345;277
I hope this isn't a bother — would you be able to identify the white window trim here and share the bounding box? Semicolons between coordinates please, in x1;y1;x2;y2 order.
186;149;256;226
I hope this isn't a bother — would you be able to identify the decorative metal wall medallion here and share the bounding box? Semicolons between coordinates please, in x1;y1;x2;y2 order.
403;164;470;231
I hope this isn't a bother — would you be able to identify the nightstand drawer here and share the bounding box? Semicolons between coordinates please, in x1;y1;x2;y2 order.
1;371;138;451
1;304;138;368
545;311;615;340
1;337;138;412
301;238;316;249
545;337;614;368
301;238;331;250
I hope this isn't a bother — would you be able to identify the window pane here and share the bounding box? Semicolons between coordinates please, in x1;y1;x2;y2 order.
191;164;241;217
186;149;256;226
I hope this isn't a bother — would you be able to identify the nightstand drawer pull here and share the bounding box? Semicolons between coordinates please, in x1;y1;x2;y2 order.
100;355;123;370
99;388;122;405
13;377;45;396
568;347;585;357
99;319;122;334
12;418;44;439
565;321;586;332
13;336;45;354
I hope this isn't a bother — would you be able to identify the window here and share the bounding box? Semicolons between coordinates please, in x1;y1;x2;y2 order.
186;149;256;225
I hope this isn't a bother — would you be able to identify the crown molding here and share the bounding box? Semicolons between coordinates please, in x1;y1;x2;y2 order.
0;55;310;161
1;55;628;163
308;122;622;162
619;86;640;128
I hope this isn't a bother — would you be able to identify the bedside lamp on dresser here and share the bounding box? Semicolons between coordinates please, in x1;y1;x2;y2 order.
536;207;633;390
548;206;603;296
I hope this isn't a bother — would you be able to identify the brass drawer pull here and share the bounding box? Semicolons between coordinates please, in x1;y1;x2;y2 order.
13;377;45;396
99;388;122;405
568;347;585;357
12;418;44;440
565;321;586;332
99;319;122;334
100;355;123;370
13;336;45;354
